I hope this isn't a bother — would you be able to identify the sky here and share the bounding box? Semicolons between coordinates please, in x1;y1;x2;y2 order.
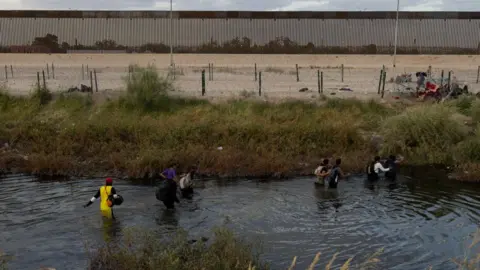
0;0;478;12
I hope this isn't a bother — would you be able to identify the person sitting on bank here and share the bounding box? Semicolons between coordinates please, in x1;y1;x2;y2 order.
314;159;330;185
179;166;196;199
83;177;119;220
366;156;390;181
327;158;348;189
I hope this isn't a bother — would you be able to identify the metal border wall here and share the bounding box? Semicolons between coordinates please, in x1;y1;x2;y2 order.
0;10;479;54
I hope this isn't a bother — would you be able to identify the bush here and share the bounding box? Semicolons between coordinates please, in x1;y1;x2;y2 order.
88;227;268;270
380;104;469;164
123;65;174;112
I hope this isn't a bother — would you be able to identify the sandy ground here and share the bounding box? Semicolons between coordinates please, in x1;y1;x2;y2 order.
0;54;479;102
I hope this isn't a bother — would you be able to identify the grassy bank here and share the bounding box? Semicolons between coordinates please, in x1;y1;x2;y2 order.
1;226;478;270
0;65;480;181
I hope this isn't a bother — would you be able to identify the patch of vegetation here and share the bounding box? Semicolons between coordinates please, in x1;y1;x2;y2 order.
2;66;480;181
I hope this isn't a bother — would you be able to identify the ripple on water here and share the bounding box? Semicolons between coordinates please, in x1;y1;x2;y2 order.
1;175;480;270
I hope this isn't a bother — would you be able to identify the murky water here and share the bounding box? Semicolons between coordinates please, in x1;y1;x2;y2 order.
1;172;480;270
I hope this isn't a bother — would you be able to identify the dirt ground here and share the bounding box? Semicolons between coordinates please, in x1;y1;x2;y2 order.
1;54;479;102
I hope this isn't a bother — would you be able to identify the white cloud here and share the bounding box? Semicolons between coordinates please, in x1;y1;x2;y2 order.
0;0;477;11
402;0;444;11
272;0;329;11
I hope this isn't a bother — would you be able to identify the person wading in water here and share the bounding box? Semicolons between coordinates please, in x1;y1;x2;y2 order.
314;159;331;186
327;158;348;189
156;164;180;209
179;166;196;199
84;177;120;220
366;156;390;181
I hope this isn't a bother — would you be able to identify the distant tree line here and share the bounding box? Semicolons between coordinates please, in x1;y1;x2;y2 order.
0;33;479;55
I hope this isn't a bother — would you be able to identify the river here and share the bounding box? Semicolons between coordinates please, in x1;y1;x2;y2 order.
1;172;480;270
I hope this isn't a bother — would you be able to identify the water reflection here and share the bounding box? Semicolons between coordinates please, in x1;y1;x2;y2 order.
101;218;122;242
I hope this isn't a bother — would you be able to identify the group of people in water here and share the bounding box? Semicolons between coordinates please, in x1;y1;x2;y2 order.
83;155;403;220
84;164;197;220
314;155;403;188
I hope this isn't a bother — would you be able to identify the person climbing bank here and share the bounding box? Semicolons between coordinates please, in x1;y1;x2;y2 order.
84;177;119;220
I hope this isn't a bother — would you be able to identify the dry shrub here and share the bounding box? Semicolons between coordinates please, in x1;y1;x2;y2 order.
380;104;468;165
88;227;267;270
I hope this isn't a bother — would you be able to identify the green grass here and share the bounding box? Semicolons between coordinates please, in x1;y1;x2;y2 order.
1;65;480;180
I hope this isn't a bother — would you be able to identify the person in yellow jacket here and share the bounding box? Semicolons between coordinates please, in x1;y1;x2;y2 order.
83;178;119;220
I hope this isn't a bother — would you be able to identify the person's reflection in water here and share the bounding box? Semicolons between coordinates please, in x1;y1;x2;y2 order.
101;217;122;242
155;209;179;232
314;188;342;213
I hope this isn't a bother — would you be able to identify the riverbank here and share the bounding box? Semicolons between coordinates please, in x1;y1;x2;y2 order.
1;65;480;181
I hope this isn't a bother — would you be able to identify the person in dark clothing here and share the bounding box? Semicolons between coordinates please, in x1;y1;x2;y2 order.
366;156;390;181
162;177;180;209
384;155;403;181
327;158;347;189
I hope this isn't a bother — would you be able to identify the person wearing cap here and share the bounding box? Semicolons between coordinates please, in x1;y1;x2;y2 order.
84;177;119;219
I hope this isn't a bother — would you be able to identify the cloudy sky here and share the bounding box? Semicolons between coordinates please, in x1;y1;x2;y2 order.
0;0;478;11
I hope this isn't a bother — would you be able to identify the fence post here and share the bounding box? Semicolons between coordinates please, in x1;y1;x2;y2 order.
37;72;40;90
381;71;387;98
440;70;444;86
477;66;479;84
4;65;7;81
321;71;324;93
10;65;13;78
296;64;299;82
447;71;452;91
46;63;50;79
52;63;55;79
90;71;93;91
201;69;206;96
82;64;85;80
317;70;320;93
254;63;257;81
259;71;262;96
42;70;46;90
378;69;383;94
341;64;344;82
94;69;98;92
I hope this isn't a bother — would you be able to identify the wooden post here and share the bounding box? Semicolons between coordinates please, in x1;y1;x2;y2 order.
51;63;55;79
82;64;85;80
317;70;320;93
476;66;479;84
86;65;89;79
440;70;444;86
90;71;93;91
46;63;50;79
296;64;299;82
172;63;176;80
94;69;98;92
378;69;383;94
320;71;324;93
42;70;46;90
4;65;7;81
447;71;452;91
37;72;40;90
201;69;206;96
427;65;432;78
254;63;257;81
341;64;344;82
10;65;13;78
381;71;387;98
259;71;262;96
